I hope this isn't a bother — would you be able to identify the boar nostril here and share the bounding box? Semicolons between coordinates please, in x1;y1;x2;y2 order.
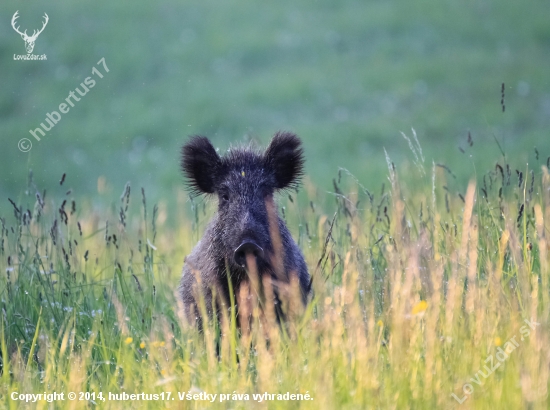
234;242;264;267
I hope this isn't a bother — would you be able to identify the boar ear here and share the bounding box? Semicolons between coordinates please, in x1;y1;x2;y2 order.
181;136;222;195
264;131;305;190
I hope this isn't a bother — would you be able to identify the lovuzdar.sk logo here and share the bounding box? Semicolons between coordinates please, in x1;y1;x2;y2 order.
11;10;49;61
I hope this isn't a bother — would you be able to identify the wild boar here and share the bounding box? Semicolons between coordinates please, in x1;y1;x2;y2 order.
179;131;310;327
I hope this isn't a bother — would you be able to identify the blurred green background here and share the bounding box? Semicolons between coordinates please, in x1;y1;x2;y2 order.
1;0;549;214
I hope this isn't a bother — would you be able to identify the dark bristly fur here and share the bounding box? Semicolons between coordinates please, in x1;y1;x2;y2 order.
181;136;224;196
263;131;305;190
179;132;310;327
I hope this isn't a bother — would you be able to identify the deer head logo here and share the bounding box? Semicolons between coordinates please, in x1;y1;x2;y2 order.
11;11;49;54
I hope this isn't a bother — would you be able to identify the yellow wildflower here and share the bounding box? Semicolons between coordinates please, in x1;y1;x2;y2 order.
412;300;428;315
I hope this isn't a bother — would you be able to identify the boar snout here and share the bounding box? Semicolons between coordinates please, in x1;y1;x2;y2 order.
234;241;264;267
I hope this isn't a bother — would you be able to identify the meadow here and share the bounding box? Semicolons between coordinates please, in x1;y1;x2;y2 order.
1;0;550;408
1;0;550;213
1;142;549;409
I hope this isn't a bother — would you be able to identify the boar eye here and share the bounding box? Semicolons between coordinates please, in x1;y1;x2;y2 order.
222;193;229;201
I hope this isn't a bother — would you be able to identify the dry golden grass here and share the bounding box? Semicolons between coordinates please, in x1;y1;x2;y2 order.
1;163;549;409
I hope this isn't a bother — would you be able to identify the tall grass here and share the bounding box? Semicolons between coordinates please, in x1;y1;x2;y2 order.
1;154;549;409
